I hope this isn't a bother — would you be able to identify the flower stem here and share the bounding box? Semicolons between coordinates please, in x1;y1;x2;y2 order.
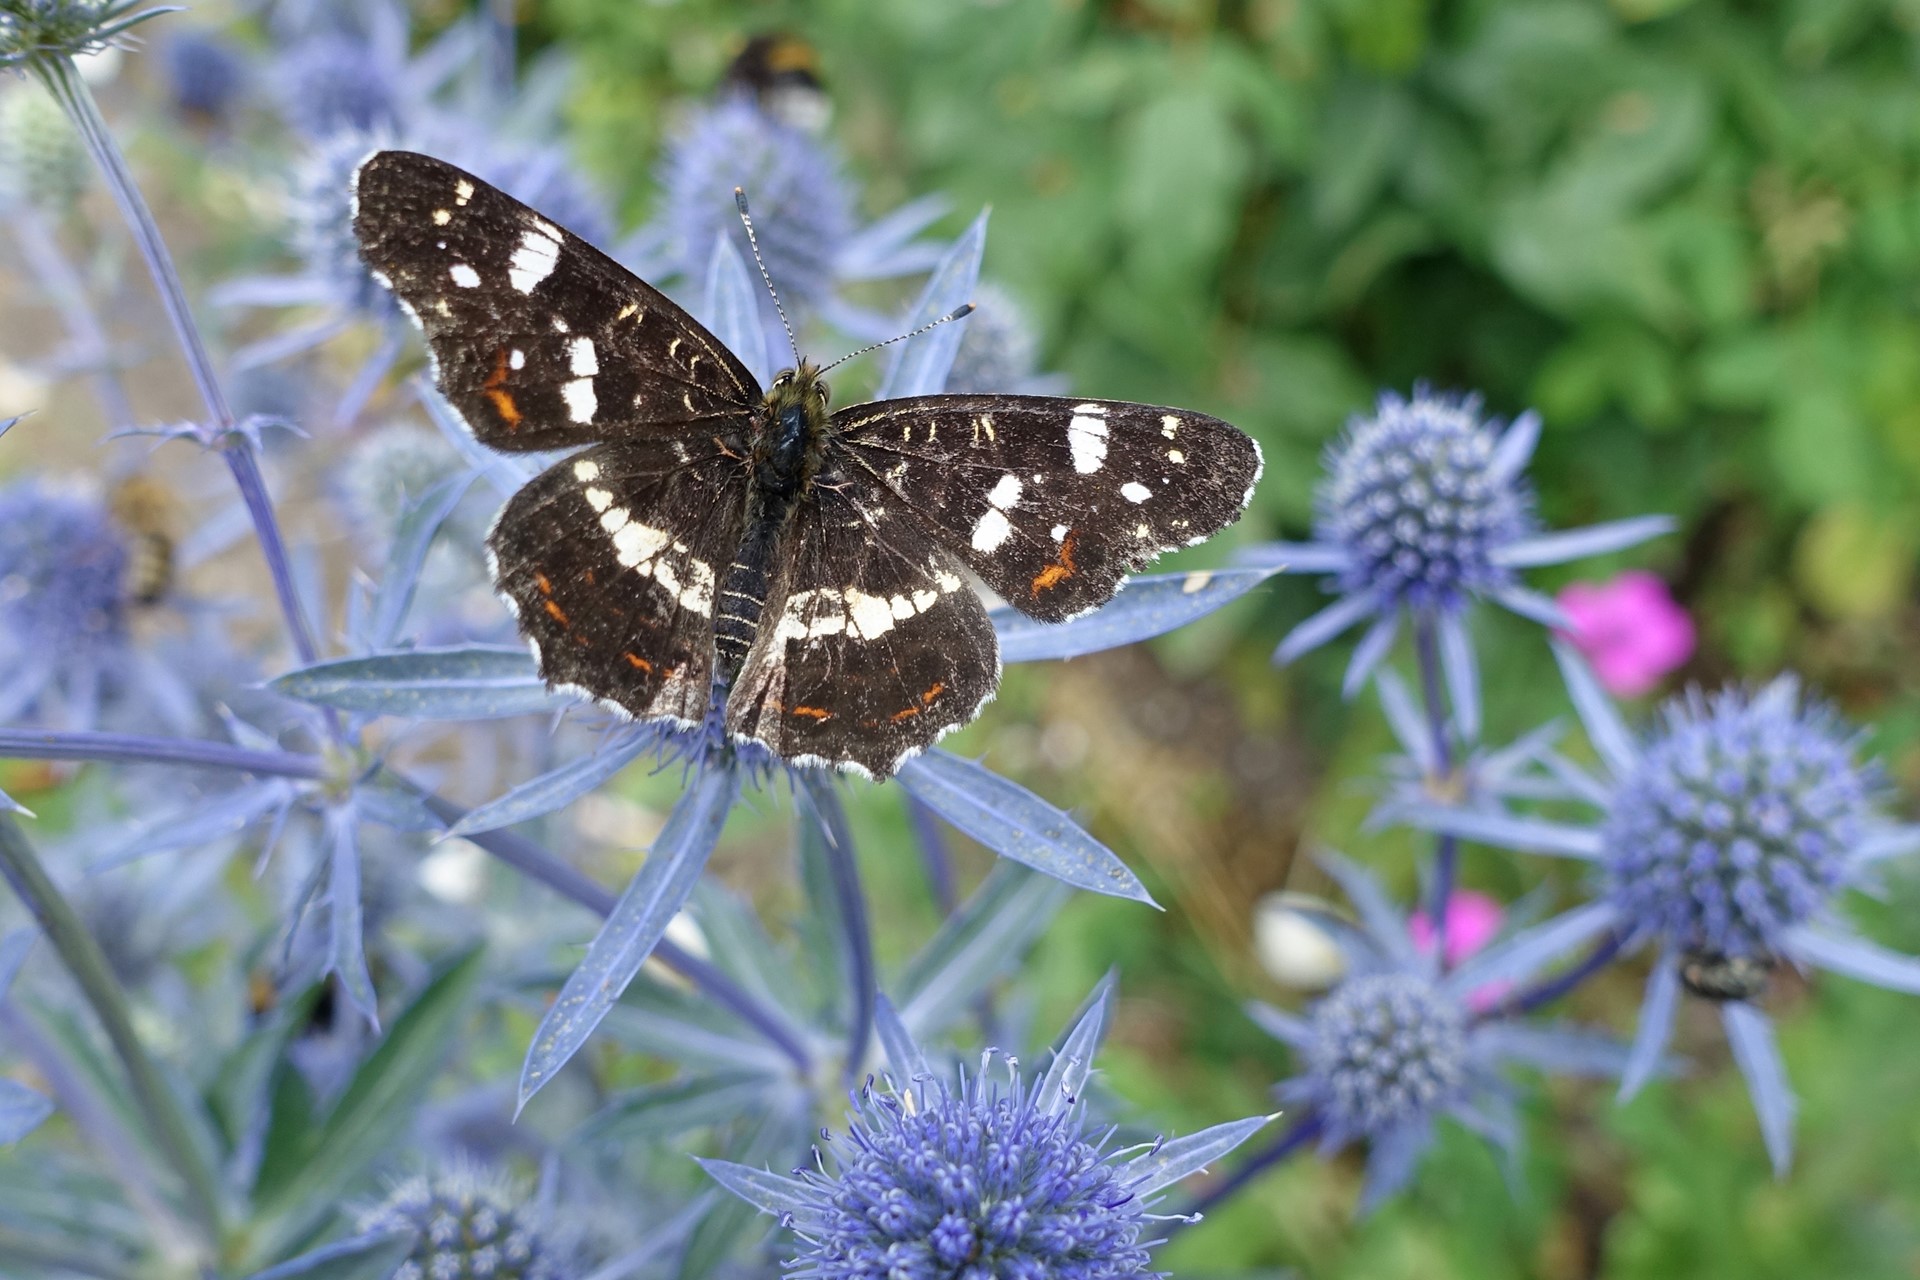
1474;929;1630;1023
0;816;224;1242
802;774;877;1085
33;56;321;666
1412;613;1460;967
0;727;324;778
1177;1111;1324;1223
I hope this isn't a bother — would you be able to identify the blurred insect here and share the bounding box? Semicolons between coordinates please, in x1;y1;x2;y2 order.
1680;951;1773;1002
723;32;829;132
109;474;179;605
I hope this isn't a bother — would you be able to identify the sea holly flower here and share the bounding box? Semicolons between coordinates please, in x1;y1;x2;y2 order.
1244;387;1672;702
350;1167;572;1280
1556;570;1695;697
0;0;174;71
158;27;247;123
1405;644;1920;1173
703;984;1269;1279
1247;854;1630;1212
942;280;1067;396
1365;668;1566;831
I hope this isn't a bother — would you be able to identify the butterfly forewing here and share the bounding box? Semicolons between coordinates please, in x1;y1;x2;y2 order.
830;395;1262;622
490;444;749;726
725;461;998;778
353;150;760;450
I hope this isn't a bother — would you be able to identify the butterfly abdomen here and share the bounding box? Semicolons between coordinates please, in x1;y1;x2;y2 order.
715;528;776;680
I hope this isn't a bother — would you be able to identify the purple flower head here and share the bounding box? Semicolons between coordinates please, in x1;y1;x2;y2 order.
656;94;854;312
0;478;130;724
159;28;248;120
1407;648;1920;1173
1317;389;1533;615
274;33;400;138
359;1167;569;1280
942;281;1065;396
1247;387;1673;700
798;1061;1152;1280
1303;973;1469;1138
1603;683;1867;964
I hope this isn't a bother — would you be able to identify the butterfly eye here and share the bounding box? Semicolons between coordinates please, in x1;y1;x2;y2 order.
815;381;830;403
773;371;791;388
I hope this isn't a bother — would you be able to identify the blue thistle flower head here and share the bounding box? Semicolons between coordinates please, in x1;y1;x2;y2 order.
943;282;1059;396
797;1059;1152;1280
274;34;399;138
1315;388;1533;615
657;94;853;311
1302;972;1470;1139
0;0;173;69
0;478;130;709
159;28;248;120
1603;681;1868;963
359;1168;569;1280
292;129;398;320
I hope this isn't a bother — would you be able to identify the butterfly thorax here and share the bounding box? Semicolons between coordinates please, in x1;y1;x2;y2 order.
715;362;833;682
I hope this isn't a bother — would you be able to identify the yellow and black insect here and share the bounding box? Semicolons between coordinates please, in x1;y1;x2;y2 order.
109;474;179;606
1679;951;1773;1003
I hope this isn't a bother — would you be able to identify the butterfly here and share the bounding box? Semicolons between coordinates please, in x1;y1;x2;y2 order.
352;150;1262;778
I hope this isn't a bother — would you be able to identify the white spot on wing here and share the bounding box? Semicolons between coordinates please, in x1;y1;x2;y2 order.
1068;412;1108;474
448;263;480;288
508;227;561;293
613;521;671;567
601;506;629;533
573;459;599;481
510;349;526;370
454;179;474;205
568;336;598;376
432;208;451;225
1121;481;1153;503
1167;449;1184;464
584;486;612;513
562;377;597;423
971;507;1012;553
1050;524;1068;542
844;590;897;640
987;473;1022;509
1161;414;1180;438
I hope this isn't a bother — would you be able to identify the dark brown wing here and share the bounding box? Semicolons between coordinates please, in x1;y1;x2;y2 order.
490;441;749;726
830;395;1262;622
723;461;999;779
353;149;760;451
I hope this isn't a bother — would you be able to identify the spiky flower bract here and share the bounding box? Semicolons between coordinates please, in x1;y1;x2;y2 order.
0;0;172;70
1251;853;1630;1212
706;986;1268;1278
1246;386;1673;700
943;281;1064;395
1407;647;1920;1173
359;1169;569;1280
656;94;853;312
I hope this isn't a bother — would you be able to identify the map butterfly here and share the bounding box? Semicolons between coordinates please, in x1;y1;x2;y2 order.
352;150;1263;777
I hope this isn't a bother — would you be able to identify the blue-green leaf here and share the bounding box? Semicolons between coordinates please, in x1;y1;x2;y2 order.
366;470;477;650
271;646;554;720
446;728;652;837
896;863;1068;1040
518;767;739;1111
244;1232;414;1280
896;751;1155;905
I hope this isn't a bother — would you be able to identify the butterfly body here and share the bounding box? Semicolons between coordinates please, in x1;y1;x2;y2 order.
353;150;1262;777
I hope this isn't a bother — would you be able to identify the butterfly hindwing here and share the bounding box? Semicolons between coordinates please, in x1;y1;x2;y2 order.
831;394;1263;622
490;442;749;726
725;460;998;778
352;150;760;450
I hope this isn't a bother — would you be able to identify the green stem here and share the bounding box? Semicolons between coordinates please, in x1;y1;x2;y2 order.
0;816;223;1243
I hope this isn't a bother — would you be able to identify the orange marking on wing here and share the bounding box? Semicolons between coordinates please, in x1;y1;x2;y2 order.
921;682;946;704
483;346;523;429
543;599;570;625
889;705;921;723
791;705;833;720
534;572;554;595
623;652;654;674
1031;529;1078;594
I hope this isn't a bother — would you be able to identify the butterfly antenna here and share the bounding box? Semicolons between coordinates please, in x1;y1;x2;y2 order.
733;188;802;367
817;303;976;377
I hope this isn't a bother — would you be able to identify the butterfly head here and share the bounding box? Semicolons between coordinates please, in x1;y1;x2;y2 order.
755;359;831;497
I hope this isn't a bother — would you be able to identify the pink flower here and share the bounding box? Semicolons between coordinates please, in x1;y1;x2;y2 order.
1556;570;1695;698
1409;890;1504;968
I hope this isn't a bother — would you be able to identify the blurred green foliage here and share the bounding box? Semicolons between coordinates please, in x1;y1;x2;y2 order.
531;1;1920;1274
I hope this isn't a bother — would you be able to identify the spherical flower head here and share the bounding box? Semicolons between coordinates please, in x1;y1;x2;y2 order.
294;129;399;320
160;28;248;120
1;0;169;68
1602;683;1870;962
0;81;90;211
275;34;398;138
1304;972;1469;1139
944;282;1041;394
337;422;489;556
1315;389;1534;614
1556;570;1695;698
798;1066;1151;1280
658;94;852;310
0;479;129;658
359;1171;567;1280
